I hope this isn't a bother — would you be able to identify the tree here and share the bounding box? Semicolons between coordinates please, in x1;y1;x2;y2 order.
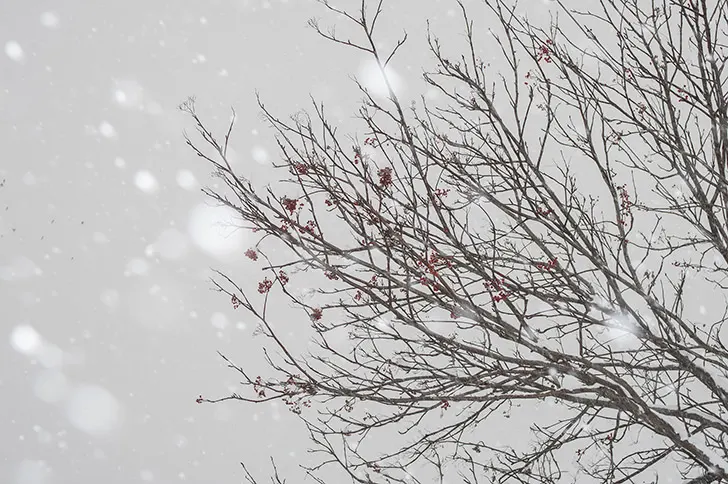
181;0;728;482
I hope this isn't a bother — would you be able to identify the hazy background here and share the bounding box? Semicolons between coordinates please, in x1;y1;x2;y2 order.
1;0;563;483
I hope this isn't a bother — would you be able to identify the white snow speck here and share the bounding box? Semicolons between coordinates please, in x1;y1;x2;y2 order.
33;370;69;403
141;470;154;481
65;384;121;436
187;204;246;260
5;41;25;62
176;169;197;190
10;325;41;355
151;228;188;260
114;157;126;168
358;59;404;98
134;170;159;194
251;146;269;165
99;121;116;138
40;12;60;28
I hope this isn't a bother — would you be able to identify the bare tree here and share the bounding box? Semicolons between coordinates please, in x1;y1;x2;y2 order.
182;0;728;482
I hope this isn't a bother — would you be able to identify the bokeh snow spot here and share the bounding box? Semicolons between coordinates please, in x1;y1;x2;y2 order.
134;170;159;194
40;12;60;28
5;41;25;62
140;470;154;482
112;79;144;110
376;317;391;330
10;325;42;355
99;121;116;138
176;169;197;190
22;172;37;185
358;59;404;98
65;384;121;436
125;257;150;276
187;204;246;260
604;310;641;348
11;325;65;368
175;434;188;448
251;146;269;165
210;312;229;330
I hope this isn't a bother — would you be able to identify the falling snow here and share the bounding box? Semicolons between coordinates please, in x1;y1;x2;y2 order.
251;145;269;165
134;170;159;193
176;169;197;190
98;121;117;138
187;203;247;260
10;325;42;356
5;41;25;62
358;58;404;98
